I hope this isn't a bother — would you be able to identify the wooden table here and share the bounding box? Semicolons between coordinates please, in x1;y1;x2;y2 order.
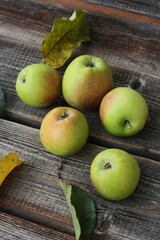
1;0;160;239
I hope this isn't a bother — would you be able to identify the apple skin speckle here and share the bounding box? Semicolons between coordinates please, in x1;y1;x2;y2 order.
40;107;89;156
62;55;113;111
16;64;61;108
90;148;140;201
99;87;148;137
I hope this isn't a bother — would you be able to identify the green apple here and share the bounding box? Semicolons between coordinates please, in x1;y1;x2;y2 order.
90;148;140;201
40;106;89;156
16;63;61;107
62;55;113;110
99;87;148;136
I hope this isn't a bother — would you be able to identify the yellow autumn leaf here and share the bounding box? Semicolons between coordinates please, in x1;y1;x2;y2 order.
0;152;24;186
41;9;90;68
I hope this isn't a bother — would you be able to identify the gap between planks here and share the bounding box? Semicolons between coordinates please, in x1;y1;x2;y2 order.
37;0;160;24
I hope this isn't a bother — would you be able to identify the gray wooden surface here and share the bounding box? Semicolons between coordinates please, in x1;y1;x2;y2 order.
0;0;160;239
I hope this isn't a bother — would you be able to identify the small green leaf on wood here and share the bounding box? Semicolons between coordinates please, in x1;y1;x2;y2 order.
0;152;24;186
58;179;96;240
41;9;90;68
0;87;6;117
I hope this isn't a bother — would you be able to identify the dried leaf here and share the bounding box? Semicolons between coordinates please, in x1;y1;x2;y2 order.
41;9;90;68
0;87;6;117
0;152;24;186
59;179;96;240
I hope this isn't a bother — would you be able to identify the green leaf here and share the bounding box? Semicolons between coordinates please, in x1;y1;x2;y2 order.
0;87;6;117
0;152;24;186
41;9;90;68
58;179;96;240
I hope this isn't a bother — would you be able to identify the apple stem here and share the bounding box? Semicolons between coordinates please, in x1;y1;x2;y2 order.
57;156;63;181
85;58;95;68
57;172;61;180
60;112;68;119
22;78;26;83
124;120;131;129
104;162;111;170
87;62;94;68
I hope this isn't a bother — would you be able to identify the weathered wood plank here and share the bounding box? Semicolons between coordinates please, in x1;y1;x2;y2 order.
0;212;75;240
37;0;160;24
1;1;160;239
1;0;160;75
0;119;160;239
1;0;160;160
86;0;160;18
1;64;160;160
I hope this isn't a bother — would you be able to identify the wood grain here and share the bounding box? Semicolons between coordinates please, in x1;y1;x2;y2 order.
0;119;160;239
86;0;160;18
1;0;160;239
1;0;160;76
37;0;160;24
1;0;160;160
0;212;75;240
